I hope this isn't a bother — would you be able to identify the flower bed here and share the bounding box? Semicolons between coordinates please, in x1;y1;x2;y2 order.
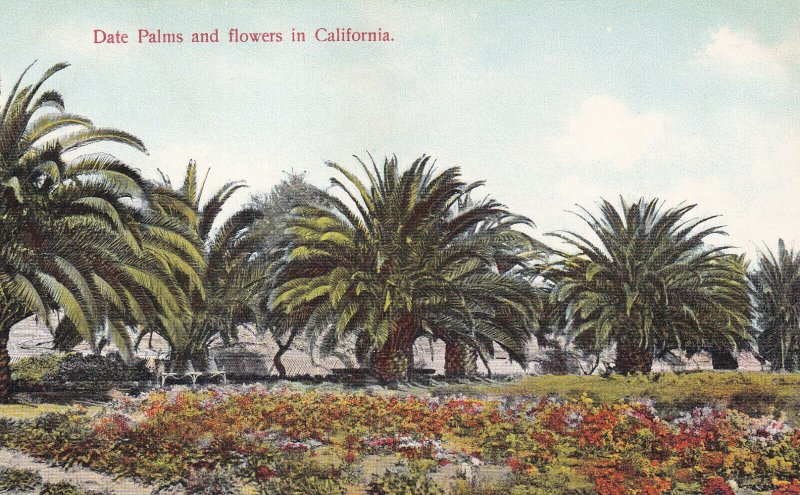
0;386;797;494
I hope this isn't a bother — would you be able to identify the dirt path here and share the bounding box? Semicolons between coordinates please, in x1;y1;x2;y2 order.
0;448;158;494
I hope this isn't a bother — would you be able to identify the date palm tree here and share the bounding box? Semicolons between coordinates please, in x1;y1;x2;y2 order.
750;240;800;371
547;198;752;374
0;63;200;400
439;196;548;377
146;161;268;369
270;156;539;381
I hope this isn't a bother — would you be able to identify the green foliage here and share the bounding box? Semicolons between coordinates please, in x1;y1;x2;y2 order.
10;353;66;383
184;469;241;495
750;239;800;371
546;197;753;373
271;156;541;379
248;172;333;375
432;371;800;425
146;161;268;367
449;470;594;495
256;455;346;495
258;476;345;495
366;462;444;495
11;352;153;388
0;63;201;387
38;480;109;495
54;352;153;383
0;466;42;492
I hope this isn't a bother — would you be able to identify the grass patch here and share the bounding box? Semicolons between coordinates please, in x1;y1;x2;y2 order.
0;403;101;420
430;371;800;423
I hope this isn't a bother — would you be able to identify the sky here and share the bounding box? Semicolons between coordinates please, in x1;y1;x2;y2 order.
1;1;798;258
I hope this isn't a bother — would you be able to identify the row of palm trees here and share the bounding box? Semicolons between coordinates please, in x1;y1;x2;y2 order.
1;64;798;401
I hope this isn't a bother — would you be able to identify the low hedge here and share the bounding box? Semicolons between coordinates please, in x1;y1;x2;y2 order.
11;352;154;390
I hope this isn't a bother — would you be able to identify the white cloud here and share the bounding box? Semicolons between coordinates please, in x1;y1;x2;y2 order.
553;95;669;169
696;26;799;78
669;112;800;255
710;110;800;178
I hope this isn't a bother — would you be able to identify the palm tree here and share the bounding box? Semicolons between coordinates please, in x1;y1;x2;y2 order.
681;254;753;370
438;196;548;377
0;63;198;400
248;172;332;377
750;240;800;371
270;155;539;381
146;161;268;369
546;198;752;374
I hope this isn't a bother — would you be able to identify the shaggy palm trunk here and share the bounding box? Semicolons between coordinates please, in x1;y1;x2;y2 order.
0;330;10;403
709;347;738;370
171;348;209;372
615;333;653;374
444;342;477;377
0;305;26;403
372;314;417;381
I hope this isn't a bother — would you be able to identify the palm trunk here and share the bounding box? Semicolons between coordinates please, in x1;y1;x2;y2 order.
0;305;27;403
371;314;417;381
0;330;10;403
709;347;738;370
444;341;477;377
273;328;298;378
780;328;786;371
171;348;208;372
615;333;653;374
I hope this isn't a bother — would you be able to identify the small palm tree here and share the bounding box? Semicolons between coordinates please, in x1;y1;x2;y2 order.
750;240;800;371
0;63;199;400
438;196;547;377
271;156;539;381
547;198;752;374
147;161;268;369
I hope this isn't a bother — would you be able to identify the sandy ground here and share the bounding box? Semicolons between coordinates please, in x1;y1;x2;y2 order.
0;448;156;494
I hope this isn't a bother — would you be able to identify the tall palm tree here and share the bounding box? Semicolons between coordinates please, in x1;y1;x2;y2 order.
0;63;199;400
146;161;268;369
750;240;800;371
546;198;752;374
270;155;539;381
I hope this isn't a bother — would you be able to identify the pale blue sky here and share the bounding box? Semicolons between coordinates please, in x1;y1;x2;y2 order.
1;1;798;256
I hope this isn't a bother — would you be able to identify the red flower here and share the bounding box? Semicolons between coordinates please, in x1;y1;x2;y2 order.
774;480;800;495
255;466;277;480
506;456;525;473
702;476;734;495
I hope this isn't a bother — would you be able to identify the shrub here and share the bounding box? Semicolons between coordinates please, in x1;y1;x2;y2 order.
55;352;153;382
1;388;798;493
184;469;240;495
258;476;346;495
366;463;443;495
0;466;42;491
10;353;66;384
256;456;346;495
38;480;109;495
449;475;594;495
11;352;154;388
